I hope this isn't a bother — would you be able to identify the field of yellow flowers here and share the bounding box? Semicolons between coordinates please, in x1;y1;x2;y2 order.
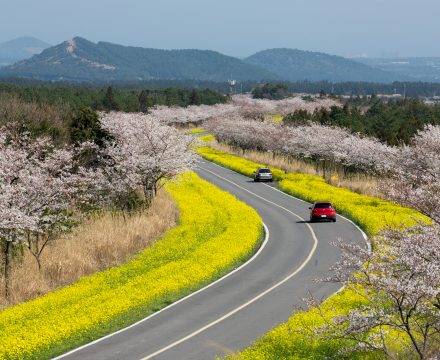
196;146;426;359
199;134;215;143
0;173;262;360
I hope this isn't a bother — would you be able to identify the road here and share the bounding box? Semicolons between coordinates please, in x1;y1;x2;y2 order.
57;160;366;360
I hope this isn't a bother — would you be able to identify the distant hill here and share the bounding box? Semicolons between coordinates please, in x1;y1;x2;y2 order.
0;37;51;66
244;48;409;83
354;57;440;83
0;37;278;82
0;38;421;83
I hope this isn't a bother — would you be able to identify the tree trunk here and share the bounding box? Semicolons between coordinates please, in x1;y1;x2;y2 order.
4;240;13;299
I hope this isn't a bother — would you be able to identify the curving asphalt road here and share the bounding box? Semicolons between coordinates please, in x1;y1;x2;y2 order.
56;160;367;360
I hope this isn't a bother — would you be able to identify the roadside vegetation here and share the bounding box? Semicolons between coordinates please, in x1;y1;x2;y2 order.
2;189;178;307
0;111;196;302
199;134;215;142
0;173;263;359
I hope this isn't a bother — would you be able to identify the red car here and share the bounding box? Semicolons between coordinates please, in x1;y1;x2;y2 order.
309;202;336;222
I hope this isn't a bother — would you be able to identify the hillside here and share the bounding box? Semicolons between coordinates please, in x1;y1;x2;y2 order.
355;57;440;83
0;37;278;82
0;37;51;66
244;48;409;83
1;38;421;83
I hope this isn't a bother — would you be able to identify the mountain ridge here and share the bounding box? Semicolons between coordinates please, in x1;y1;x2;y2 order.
244;48;411;83
0;37;414;83
0;37;279;82
0;36;51;66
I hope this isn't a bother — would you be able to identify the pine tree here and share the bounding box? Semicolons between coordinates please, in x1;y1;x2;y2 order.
102;86;121;111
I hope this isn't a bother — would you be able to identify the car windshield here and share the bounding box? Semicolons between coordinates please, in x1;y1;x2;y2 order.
314;203;332;208
258;169;271;173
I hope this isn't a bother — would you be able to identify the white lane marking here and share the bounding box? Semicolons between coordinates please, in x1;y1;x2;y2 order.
139;166;319;359
53;225;270;358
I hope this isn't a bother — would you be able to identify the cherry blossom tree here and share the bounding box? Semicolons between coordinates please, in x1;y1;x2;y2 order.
147;94;339;126
383;125;440;223
310;224;440;358
100;112;197;206
303;126;440;358
0;127;91;296
205;116;285;152
231;94;339;117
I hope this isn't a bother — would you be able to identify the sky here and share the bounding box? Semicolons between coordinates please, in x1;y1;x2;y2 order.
1;0;439;58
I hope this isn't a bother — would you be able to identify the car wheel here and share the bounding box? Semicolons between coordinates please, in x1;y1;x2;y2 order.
310;217;315;223
269;179;273;182
332;218;336;222
254;178;258;182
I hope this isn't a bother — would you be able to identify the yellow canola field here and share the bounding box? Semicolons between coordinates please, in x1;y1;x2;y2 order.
0;173;262;360
199;134;215;142
187;127;206;134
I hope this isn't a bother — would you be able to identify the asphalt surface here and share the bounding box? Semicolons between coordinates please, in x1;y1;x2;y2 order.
57;160;366;360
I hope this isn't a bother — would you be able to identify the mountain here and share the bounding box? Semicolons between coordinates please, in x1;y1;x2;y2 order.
354;57;440;83
0;37;51;66
244;48;410;83
0;38;417;83
0;37;278;82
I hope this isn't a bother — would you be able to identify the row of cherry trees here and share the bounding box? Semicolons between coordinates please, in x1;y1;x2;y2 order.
0;113;195;298
326;128;440;358
205;116;398;178
149;94;338;125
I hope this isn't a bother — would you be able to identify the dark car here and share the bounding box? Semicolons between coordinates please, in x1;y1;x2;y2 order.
309;202;336;222
254;168;273;182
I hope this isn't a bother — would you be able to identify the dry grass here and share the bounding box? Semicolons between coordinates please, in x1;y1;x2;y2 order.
1;189;178;308
210;140;382;198
0;93;71;144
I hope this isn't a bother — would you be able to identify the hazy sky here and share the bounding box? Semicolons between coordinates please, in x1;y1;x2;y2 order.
1;0;439;58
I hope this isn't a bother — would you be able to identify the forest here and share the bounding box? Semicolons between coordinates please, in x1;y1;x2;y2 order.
0;84;228;144
284;96;440;145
